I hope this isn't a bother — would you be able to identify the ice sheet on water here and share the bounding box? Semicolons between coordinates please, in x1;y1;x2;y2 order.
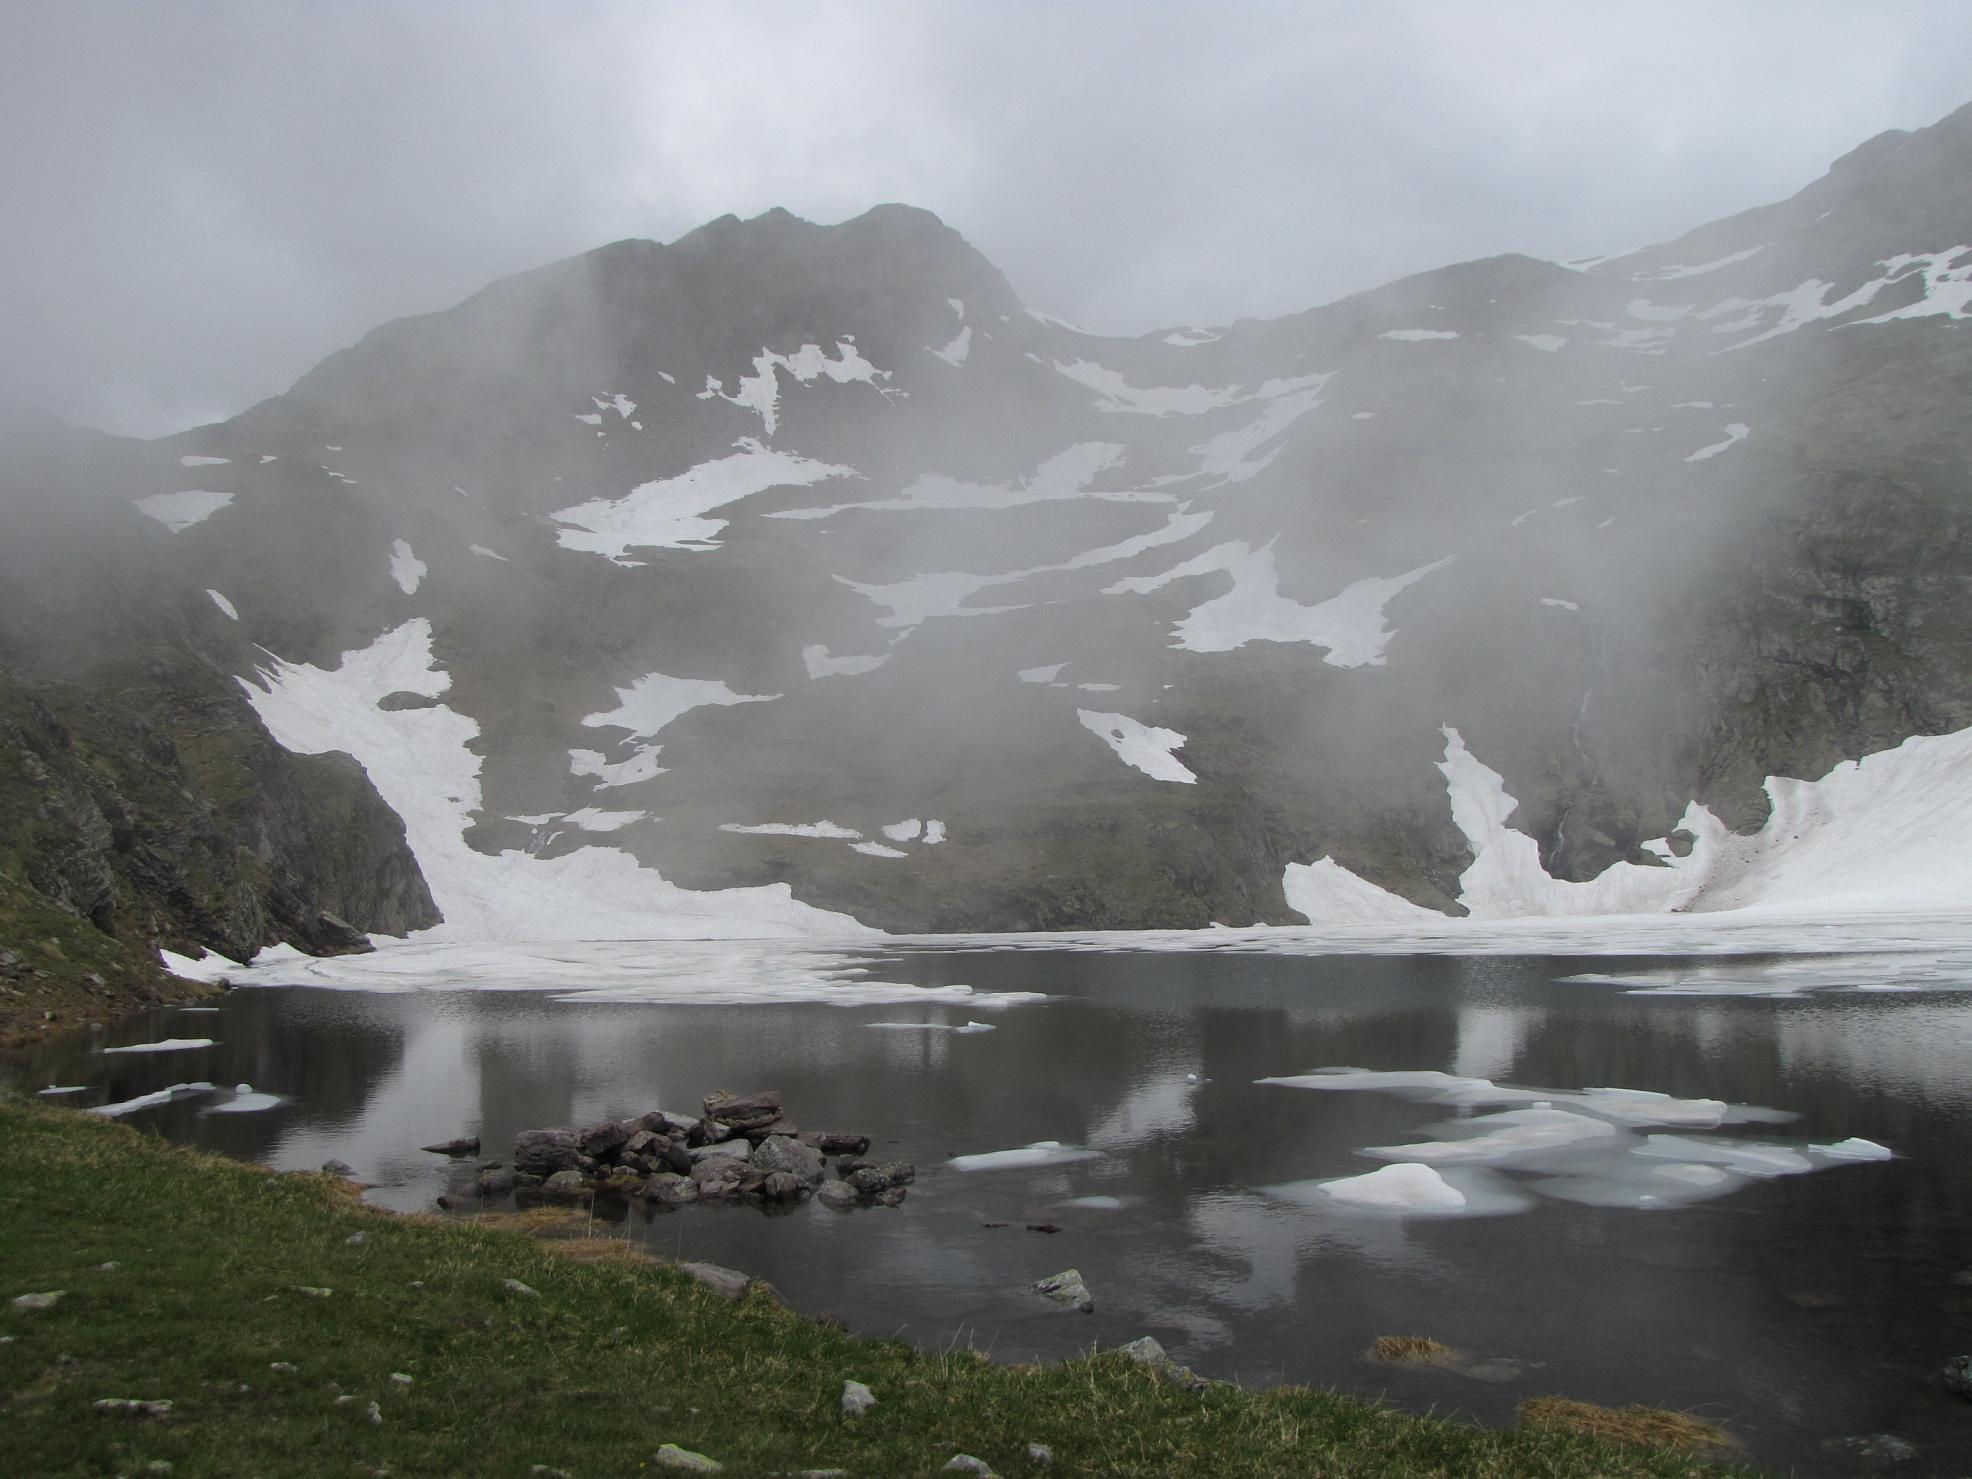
220;937;1042;1010
204;1087;286;1114
98;1038;216;1054
1256;1066;1878;1216
90;1083;217;1117
949;1141;1102;1173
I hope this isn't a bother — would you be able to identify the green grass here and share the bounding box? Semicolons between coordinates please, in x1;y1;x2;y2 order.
0;1095;1760;1477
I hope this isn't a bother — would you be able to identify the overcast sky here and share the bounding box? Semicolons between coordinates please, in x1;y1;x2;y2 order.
5;0;1970;436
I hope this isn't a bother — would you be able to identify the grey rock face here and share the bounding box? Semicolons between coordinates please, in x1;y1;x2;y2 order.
639;1172;699;1206
513;1129;583;1178
675;1262;753;1301
751;1134;825;1185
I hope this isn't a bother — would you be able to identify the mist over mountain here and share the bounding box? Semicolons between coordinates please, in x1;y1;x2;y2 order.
4;100;1970;979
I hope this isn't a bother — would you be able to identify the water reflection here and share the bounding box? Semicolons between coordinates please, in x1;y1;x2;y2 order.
7;945;1972;1477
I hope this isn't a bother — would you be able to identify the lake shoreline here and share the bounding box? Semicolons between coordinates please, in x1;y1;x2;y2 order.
0;1093;1757;1477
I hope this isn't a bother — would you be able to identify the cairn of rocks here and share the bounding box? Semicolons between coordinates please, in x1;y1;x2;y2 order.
467;1090;915;1212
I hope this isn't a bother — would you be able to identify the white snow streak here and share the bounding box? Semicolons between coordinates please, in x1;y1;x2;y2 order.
551;439;857;560
1077;709;1196;784
135;490;232;532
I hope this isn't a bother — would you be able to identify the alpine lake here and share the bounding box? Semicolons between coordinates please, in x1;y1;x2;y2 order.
9;939;1972;1477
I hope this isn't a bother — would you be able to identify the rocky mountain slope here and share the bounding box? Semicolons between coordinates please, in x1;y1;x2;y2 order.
3;101;1969;968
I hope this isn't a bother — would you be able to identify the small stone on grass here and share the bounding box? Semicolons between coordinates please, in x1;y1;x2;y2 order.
12;1290;65;1310
653;1443;723;1472
502;1278;540;1297
840;1378;876;1415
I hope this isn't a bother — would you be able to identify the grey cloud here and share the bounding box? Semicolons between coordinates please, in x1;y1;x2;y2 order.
4;0;1970;434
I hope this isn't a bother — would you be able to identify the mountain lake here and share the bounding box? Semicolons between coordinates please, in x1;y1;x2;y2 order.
9;940;1972;1477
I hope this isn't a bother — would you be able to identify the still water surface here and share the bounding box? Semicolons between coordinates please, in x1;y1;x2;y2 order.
10;946;1972;1475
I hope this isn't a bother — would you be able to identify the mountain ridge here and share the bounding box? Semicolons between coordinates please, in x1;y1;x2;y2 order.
3;98;1969;1009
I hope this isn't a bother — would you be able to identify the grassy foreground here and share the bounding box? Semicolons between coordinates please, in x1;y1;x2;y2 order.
0;1096;1756;1478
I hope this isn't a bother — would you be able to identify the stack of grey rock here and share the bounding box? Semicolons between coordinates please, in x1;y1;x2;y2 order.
474;1090;915;1212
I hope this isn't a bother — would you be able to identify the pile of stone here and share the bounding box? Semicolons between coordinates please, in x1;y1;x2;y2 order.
466;1090;915;1212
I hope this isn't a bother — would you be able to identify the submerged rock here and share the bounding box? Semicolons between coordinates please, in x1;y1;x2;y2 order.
537;1169;593;1202
816;1180;860;1211
1944;1353;1971;1400
476;1165;516;1197
1033;1269;1094;1313
1821;1433;1920;1468
420;1135;480;1157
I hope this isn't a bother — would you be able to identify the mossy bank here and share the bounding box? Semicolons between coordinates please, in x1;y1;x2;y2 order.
0;1095;1759;1477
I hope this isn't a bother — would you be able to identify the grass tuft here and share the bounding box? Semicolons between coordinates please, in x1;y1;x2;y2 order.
1518;1395;1739;1455
1368;1334;1457;1364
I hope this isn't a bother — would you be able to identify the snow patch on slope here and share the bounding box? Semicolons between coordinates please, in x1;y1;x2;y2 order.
1435;722;1972;920
698;341;901;436
239;621;871;940
136;490;232;532
1077;710;1196;784
1685;424;1750;462
389;540;426;594
1110;542;1452;664
551;439;857;561
770;443;1129;520
1282;858;1439;925
583;672;776;739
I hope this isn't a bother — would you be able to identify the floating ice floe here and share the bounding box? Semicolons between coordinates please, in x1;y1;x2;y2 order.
90;1083;217;1117
207;589;239;619
179;454;230;467
37;1085;87;1096
950;1141;1102;1173
1380;329;1460;342
1512;334;1568;352
1256;1067;1887;1215
850;842;908;859
866;1020;995;1034
204;1084;286;1114
98;1038;217;1054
